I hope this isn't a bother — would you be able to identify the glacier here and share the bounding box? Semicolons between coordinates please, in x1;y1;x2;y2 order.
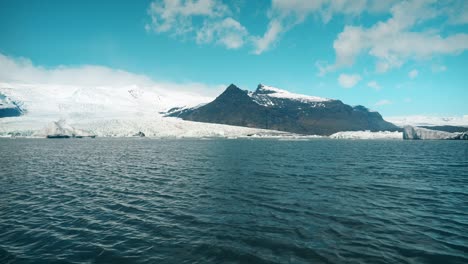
0;116;294;138
330;131;403;140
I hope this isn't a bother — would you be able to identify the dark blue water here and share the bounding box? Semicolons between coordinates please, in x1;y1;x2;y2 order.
0;138;467;264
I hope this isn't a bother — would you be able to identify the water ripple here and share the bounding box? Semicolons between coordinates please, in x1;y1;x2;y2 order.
0;139;467;263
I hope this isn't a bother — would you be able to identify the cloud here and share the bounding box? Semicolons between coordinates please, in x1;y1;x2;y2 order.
320;0;468;74
146;0;249;49
408;69;419;79
252;20;284;54
0;53;223;98
404;97;412;103
144;0;402;55
258;0;402;55
375;99;392;106
338;73;361;88
432;64;447;73
196;17;248;49
269;0;393;24
146;0;229;34
144;0;468;58
367;81;381;90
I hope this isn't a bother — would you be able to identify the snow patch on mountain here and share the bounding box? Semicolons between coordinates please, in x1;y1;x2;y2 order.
251;84;331;106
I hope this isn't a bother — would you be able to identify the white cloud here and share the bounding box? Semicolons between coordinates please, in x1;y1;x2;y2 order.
270;0;392;24
338;73;361;88
146;0;229;34
259;0;403;55
197;17;248;49
255;0;371;55
320;0;468;74
252;20;284;54
0;53;223;98
408;69;419;79
375;99;392;106
404;97;412;103
445;0;468;25
432;64;447;72
146;0;249;49
367;81;381;90
144;0;468;57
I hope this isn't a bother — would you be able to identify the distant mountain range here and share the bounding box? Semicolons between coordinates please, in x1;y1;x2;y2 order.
167;84;399;136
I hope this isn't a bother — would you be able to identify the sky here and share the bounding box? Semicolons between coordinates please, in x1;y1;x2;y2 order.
0;0;467;117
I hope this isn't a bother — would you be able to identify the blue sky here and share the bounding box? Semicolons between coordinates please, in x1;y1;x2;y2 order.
0;0;467;116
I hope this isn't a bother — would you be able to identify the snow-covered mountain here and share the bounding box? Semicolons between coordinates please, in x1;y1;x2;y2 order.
0;82;212;121
168;84;399;136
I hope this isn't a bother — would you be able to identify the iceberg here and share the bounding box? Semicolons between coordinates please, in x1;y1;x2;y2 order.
403;126;468;140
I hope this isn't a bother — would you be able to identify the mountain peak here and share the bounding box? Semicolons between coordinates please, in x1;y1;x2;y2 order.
215;84;250;101
226;83;241;91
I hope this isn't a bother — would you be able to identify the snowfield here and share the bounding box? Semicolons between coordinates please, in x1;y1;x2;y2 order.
0;82;213;120
251;84;331;104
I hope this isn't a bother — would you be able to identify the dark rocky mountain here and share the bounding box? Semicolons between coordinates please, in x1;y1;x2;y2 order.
167;84;399;135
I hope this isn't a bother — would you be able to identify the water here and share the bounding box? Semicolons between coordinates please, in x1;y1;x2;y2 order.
0;138;467;264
